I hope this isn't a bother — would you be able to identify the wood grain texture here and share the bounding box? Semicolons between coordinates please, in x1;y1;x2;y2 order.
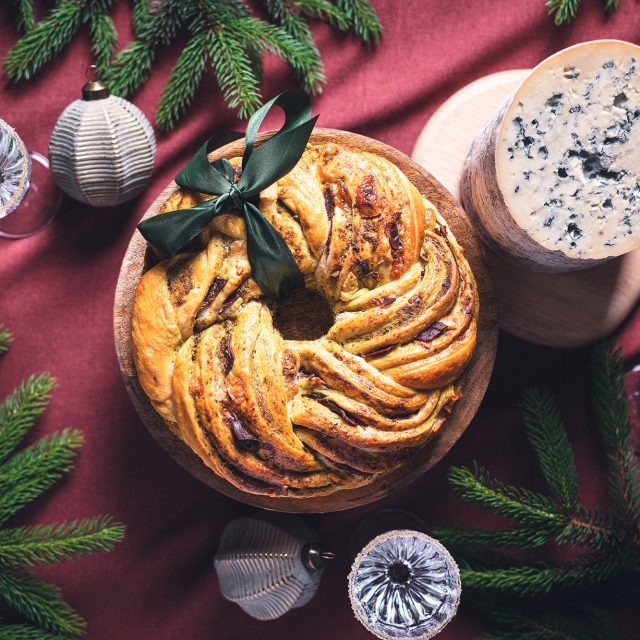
412;72;640;349
113;128;498;513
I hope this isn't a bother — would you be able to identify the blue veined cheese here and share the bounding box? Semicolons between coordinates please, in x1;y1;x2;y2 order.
462;40;640;272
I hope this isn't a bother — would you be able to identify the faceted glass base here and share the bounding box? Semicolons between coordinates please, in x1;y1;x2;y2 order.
348;530;461;640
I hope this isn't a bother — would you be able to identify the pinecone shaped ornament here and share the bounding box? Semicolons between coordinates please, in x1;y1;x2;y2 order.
48;66;156;207
214;512;334;620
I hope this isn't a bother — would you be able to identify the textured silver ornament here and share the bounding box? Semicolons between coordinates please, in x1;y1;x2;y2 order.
348;530;461;640
214;513;333;621
48;71;156;207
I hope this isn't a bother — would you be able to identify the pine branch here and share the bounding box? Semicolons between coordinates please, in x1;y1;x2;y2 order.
461;554;619;596
0;325;12;355
207;26;262;119
433;525;557;550
546;0;581;24
0;516;125;567
107;0;186;98
13;0;36;33
480;602;619;640
106;40;157;98
0;570;84;637
155;33;209;131
4;0;86;81
88;11;117;77
335;0;382;42
294;0;350;30
0;624;66;640
228;17;323;94
521;387;579;512
6;0;381;127
554;507;622;552
592;343;640;533
447;464;564;529
0;430;83;527
0;374;56;466
254;7;326;93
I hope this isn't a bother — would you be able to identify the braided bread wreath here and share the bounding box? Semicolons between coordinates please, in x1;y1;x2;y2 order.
130;134;483;502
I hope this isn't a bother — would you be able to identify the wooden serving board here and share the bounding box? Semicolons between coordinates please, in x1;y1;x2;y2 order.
113;128;498;513
412;71;640;348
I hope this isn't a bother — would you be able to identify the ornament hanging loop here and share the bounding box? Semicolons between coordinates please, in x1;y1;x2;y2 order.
82;65;110;101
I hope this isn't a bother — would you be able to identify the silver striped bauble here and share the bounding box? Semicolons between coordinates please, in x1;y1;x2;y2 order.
214;513;333;620
48;76;156;207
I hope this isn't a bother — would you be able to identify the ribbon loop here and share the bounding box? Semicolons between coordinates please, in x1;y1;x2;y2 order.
137;90;316;300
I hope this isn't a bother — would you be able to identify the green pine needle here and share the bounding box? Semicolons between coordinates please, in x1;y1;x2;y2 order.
0;570;84;637
4;0;85;81
155;33;210;131
604;0;619;11
480;603;618;640
0;623;66;640
436;343;640;636
0;326;12;355
592;343;640;532
6;0;380;128
447;464;564;529
208;25;263;119
461;554;618;596
0;374;56;466
335;0;382;42
0;356;125;637
546;0;581;24
433;525;557;550
0;516;125;567
13;0;36;33
294;0;350;30
228;17;324;95
521;387;579;512
107;39;157;99
0;429;83;527
88;11;118;77
259;4;326;93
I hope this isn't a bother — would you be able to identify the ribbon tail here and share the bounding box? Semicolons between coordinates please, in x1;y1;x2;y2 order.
242;202;304;300
137;199;220;258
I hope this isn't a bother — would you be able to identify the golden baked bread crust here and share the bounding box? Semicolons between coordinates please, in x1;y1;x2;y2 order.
131;143;479;497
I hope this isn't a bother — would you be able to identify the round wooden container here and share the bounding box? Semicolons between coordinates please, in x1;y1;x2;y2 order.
113;128;499;513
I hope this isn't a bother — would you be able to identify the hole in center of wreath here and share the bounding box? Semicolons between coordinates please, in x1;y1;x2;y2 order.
274;288;334;340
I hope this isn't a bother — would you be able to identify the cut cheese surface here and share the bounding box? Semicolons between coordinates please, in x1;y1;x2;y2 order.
496;41;640;260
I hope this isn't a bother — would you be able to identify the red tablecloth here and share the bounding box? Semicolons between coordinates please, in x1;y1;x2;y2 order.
1;2;639;638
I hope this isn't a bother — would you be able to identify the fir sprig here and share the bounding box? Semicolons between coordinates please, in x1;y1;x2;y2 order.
0;371;125;637
0;325;12;355
546;0;622;24
0;623;65;639
0;517;125;567
433;343;640;638
5;0;382;130
4;1;118;82
13;0;36;33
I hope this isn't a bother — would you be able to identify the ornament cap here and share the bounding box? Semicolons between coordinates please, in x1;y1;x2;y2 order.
301;543;335;571
82;65;110;100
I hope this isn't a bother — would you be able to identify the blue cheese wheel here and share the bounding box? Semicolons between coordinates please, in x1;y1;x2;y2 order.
462;40;640;271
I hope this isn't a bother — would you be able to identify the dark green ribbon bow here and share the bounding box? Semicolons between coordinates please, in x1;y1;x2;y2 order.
138;90;318;299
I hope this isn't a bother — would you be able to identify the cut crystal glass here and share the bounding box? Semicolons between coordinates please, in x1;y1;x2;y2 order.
0;119;60;238
0;118;31;218
348;530;461;640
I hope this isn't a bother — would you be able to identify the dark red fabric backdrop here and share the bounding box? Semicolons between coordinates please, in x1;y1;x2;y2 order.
1;2;639;638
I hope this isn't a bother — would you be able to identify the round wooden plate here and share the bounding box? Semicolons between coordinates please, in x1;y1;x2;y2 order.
412;71;640;348
113;128;498;513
